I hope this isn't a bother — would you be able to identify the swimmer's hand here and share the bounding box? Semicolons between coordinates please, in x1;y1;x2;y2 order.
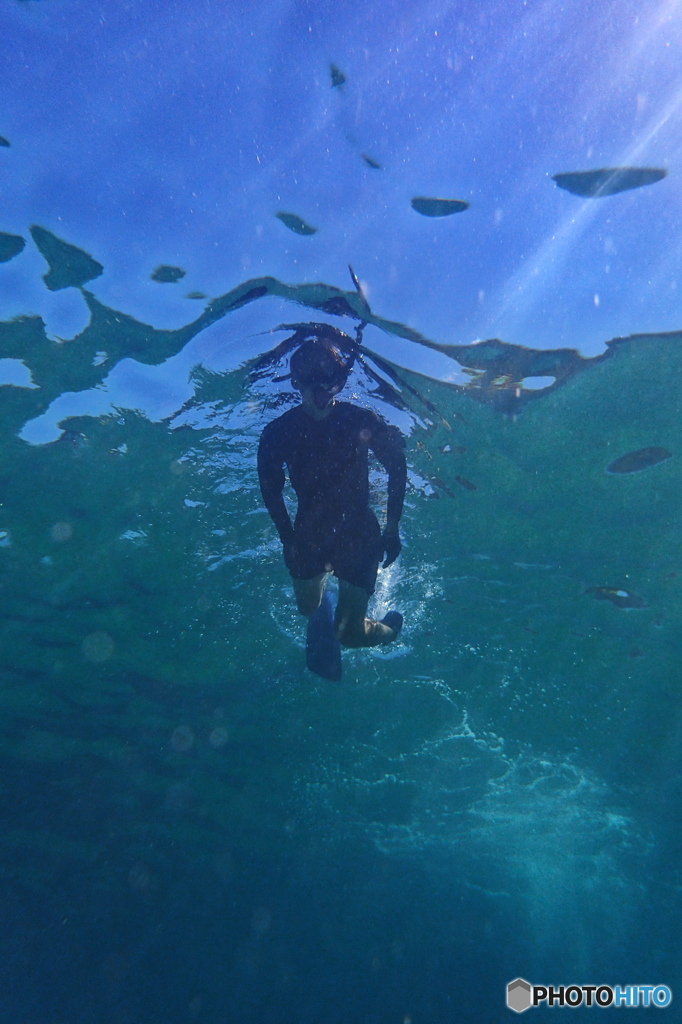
381;531;402;568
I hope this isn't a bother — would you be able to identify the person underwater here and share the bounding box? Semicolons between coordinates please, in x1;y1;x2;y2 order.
257;327;406;647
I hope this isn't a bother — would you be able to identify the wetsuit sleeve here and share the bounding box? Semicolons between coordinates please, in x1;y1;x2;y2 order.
257;423;295;544
367;415;407;533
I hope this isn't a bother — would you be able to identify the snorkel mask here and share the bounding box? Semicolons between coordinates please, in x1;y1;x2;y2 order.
290;336;352;410
294;370;347;409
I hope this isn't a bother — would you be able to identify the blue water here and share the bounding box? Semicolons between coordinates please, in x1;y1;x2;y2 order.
1;1;681;1021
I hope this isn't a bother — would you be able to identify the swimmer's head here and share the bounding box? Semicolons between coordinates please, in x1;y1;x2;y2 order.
290;337;351;408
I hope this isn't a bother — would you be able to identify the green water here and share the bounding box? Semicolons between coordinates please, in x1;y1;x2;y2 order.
0;234;680;1010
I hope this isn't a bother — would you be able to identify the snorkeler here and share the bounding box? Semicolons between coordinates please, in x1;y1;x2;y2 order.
257;327;406;648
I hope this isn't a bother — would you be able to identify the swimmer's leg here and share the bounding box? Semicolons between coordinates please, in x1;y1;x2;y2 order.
334;578;401;648
293;573;327;616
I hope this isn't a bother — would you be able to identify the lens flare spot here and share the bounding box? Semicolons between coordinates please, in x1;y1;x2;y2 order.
82;630;115;662
170;725;195;753
50;520;73;542
209;725;230;749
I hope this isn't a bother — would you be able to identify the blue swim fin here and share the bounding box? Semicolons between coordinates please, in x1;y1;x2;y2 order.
306;589;342;681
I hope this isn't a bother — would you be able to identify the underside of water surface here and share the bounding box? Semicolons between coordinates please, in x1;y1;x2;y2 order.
0;229;680;1019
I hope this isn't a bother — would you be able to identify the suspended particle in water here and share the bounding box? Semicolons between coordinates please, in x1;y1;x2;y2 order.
50;520;73;542
170;725;195;753
82;630;115;662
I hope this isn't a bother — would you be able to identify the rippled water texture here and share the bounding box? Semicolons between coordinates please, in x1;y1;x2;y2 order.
0;223;680;1019
4;0;682;1013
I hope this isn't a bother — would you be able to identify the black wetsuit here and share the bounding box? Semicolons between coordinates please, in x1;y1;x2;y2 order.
257;402;406;594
